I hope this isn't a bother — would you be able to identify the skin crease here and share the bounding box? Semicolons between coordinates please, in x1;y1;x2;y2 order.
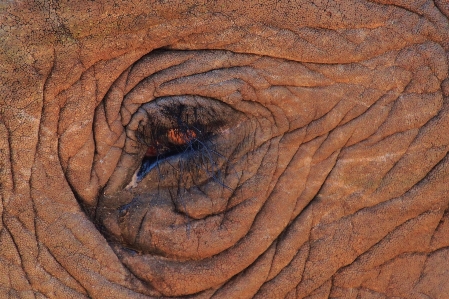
1;0;449;298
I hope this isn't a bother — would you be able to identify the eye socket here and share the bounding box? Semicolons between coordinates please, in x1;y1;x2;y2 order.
90;48;304;268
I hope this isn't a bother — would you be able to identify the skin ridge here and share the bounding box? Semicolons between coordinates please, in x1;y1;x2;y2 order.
1;0;449;298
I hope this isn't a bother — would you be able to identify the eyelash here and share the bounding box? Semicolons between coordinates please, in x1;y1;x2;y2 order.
125;96;244;192
135;110;234;192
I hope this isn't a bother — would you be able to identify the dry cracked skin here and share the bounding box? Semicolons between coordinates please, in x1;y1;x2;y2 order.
1;0;449;298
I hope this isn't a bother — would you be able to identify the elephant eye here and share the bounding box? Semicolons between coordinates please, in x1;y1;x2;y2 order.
135;108;214;182
125;95;245;189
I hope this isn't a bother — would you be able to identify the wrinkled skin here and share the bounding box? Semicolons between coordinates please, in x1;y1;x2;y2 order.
2;1;449;298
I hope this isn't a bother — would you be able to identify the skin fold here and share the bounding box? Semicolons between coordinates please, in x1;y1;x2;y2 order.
1;0;449;298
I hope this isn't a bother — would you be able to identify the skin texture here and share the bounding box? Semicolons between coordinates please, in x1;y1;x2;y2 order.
1;0;449;298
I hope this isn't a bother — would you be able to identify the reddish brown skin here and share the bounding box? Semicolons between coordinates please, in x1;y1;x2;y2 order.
167;129;196;145
1;1;449;298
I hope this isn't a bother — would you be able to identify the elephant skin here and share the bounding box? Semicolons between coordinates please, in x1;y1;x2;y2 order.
1;1;449;298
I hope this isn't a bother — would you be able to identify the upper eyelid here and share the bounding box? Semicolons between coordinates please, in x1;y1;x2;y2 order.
116;52;281;125
123;50;258;95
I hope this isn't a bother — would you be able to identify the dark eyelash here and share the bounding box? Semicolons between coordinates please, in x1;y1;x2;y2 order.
130;96;244;194
135;112;224;180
